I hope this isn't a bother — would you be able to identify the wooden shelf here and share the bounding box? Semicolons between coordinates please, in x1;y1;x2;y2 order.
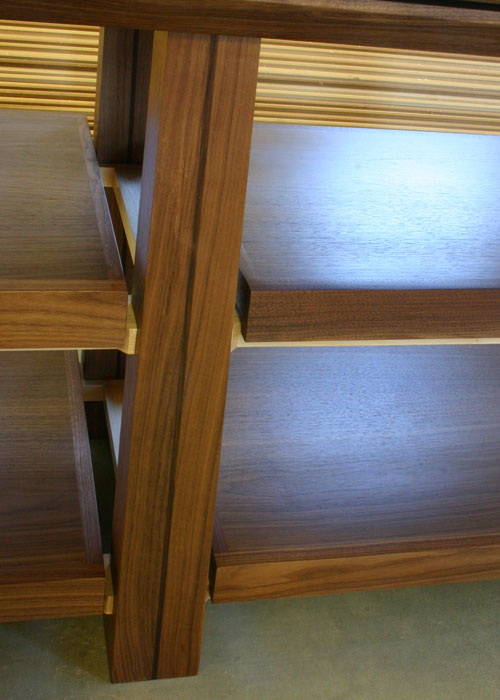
112;123;500;342
211;346;500;603
0;109;128;349
0;351;104;621
239;123;500;341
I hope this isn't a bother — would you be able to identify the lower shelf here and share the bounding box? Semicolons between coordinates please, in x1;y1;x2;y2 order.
211;346;500;602
0;351;104;621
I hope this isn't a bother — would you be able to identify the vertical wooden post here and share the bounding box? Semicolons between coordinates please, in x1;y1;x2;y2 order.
106;32;260;681
85;28;153;382
94;27;153;165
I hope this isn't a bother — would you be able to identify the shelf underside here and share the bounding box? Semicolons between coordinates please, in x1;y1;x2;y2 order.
0;109;127;349
0;351;104;621
211;346;500;602
114;122;500;342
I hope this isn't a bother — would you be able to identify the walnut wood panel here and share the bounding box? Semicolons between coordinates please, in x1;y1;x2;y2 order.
211;347;500;602
104;380;123;471
86;28;152;378
239;123;500;341
212;545;500;603
0;109;127;348
0;351;104;621
94;28;153;165
130;30;154;164
106;32;260;682
4;2;500;58
114;165;141;260
86;27;134;380
94;27;135;165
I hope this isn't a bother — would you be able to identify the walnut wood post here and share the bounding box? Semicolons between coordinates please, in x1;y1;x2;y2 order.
106;32;260;681
85;27;153;381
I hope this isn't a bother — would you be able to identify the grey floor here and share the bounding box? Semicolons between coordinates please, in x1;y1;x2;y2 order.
1;440;499;700
1;581;500;700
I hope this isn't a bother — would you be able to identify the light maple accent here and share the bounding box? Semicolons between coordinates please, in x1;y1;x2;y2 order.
5;21;500;134
0;20;98;129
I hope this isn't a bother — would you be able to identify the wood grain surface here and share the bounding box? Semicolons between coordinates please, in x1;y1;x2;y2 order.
94;28;135;165
85;27;151;379
212;545;500;603
114;166;140;260
211;346;500;601
94;28;153;166
104;380;123;471
106;32;260;682
111;124;500;341
3;2;500;57
0;351;104;621
239;123;500;340
0;109;127;348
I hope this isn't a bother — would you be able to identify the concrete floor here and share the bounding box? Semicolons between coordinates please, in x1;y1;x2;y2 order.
1;439;499;700
1;580;500;700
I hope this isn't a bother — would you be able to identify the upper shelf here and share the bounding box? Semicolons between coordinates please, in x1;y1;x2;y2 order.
239;123;500;341
0;109;127;349
0;351;104;621
3;2;500;58
113;122;500;343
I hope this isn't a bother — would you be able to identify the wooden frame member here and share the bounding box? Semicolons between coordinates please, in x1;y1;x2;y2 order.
105;32;260;681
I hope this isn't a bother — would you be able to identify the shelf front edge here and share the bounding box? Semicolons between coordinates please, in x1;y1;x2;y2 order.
0;285;128;349
240;288;500;342
211;543;500;603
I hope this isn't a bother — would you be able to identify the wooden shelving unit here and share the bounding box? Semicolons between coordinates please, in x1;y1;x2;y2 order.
211;346;500;602
0;107;128;623
0;109;128;349
7;0;500;685
0;351;105;621
107;119;500;605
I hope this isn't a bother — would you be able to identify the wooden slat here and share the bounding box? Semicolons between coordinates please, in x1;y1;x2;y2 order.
257;40;500;133
0;351;105;621
7;22;500;135
0;109;128;349
211;346;500;602
0;20;98;129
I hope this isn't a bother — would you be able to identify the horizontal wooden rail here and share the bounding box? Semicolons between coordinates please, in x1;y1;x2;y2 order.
0;298;138;354
3;2;500;57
